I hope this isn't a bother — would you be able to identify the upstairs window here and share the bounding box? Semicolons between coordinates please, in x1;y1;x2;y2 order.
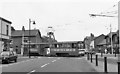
24;37;28;43
107;37;110;43
115;36;118;43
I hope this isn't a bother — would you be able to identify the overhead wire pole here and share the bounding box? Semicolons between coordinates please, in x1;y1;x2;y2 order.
110;24;113;54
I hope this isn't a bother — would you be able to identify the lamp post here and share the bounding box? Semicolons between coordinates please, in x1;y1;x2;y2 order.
29;19;35;58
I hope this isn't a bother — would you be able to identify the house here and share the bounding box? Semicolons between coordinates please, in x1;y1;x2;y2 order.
112;30;119;53
97;30;119;54
11;28;42;55
97;39;106;53
83;33;94;50
89;34;105;52
105;32;117;53
0;17;12;52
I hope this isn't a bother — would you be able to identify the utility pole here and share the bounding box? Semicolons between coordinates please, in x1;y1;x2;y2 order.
110;24;113;54
28;19;35;58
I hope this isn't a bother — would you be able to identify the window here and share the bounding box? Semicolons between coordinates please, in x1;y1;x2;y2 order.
72;43;77;48
31;45;36;48
54;44;57;48
24;37;28;43
6;25;9;36
107;38;110;43
115;36;118;43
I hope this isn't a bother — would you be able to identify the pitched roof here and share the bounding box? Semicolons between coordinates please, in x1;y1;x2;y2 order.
0;17;12;24
93;34;105;40
97;39;106;45
11;29;40;37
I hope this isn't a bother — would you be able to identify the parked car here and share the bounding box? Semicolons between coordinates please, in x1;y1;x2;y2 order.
0;51;18;63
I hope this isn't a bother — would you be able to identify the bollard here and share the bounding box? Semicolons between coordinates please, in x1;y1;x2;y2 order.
96;55;98;66
101;52;103;57
118;61;120;74
104;57;108;73
87;53;90;60
91;53;92;63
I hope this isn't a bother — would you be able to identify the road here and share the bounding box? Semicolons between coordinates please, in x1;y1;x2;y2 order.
1;56;100;73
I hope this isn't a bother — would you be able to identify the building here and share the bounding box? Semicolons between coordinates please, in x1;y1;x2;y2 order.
105;32;117;53
97;30;119;54
41;36;57;43
11;28;42;55
105;30;119;54
83;33;94;50
90;34;105;52
0;17;12;52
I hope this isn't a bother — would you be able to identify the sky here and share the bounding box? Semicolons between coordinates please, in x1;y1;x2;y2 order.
0;0;119;41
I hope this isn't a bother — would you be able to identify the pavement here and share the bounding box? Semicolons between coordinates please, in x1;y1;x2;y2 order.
85;53;119;73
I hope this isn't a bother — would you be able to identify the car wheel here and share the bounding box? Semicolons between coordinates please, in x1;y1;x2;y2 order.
15;59;17;62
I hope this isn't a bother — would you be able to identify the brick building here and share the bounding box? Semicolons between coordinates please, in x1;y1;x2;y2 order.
105;31;119;53
90;34;105;52
0;17;12;52
11;29;42;55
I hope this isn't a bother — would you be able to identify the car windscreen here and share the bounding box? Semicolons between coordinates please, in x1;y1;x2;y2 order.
0;52;10;56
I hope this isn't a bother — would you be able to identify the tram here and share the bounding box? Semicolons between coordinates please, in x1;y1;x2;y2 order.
49;41;84;57
23;41;84;57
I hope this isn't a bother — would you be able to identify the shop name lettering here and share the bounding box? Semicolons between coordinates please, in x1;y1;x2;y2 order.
51;49;76;51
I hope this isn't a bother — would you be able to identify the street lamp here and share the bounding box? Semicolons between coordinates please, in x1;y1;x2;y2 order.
29;19;35;58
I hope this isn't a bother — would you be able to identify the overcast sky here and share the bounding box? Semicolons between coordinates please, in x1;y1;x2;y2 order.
1;0;119;41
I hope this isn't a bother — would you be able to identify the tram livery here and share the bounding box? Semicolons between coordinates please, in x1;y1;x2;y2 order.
49;41;84;57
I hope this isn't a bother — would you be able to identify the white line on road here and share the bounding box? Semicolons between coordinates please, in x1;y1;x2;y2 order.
52;60;56;62
27;70;36;74
41;63;50;68
30;70;36;73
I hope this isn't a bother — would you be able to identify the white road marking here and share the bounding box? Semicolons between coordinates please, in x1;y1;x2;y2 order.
27;70;35;74
41;63;50;68
31;70;36;72
27;70;36;74
52;60;56;62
